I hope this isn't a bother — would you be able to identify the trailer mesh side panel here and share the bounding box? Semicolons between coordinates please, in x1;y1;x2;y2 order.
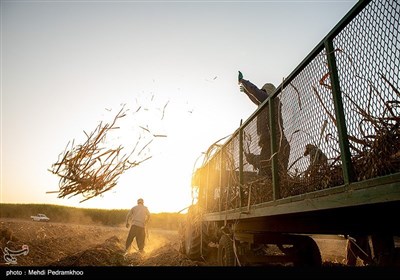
200;135;242;212
195;0;400;212
333;0;400;181
278;49;344;198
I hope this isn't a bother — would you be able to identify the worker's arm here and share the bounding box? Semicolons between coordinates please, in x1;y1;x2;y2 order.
126;209;132;228
145;208;151;225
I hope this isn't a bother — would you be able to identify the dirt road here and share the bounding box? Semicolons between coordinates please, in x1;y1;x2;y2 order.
0;218;349;267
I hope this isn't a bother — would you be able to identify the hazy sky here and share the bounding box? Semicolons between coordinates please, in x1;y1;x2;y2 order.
1;0;358;213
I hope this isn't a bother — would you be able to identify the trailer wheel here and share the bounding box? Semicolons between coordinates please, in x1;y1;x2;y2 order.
218;234;236;266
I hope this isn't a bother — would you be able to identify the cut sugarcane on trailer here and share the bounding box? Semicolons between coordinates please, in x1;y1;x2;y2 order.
180;0;400;266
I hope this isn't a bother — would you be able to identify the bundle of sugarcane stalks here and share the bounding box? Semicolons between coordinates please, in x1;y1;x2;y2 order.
48;106;152;202
348;77;400;181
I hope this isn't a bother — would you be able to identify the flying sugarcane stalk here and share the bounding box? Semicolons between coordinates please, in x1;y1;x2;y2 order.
47;106;152;203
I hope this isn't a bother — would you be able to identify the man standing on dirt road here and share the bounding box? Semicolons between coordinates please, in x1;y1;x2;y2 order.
125;198;150;254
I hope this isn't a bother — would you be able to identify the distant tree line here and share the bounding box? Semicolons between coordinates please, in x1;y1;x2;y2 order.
0;203;186;230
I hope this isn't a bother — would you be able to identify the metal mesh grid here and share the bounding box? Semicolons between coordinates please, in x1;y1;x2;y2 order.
242;115;261;175
202;134;242;212
333;0;400;181
204;151;221;213
241;111;274;205
278;50;343;198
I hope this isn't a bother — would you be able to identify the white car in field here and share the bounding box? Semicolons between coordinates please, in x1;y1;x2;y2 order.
30;213;50;222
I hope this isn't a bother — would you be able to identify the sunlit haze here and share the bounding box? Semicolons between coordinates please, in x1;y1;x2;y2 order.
1;0;357;213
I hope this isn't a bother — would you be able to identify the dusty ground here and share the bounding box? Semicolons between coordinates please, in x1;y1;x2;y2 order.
0;218;201;266
0;218;350;267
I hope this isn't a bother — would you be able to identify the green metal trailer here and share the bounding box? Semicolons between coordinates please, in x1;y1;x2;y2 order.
180;0;400;266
